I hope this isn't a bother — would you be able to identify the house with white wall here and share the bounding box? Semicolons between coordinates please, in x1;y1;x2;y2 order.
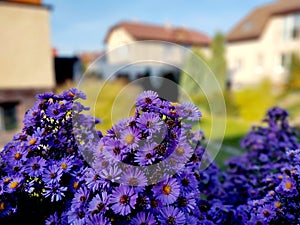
227;0;300;90
102;21;211;80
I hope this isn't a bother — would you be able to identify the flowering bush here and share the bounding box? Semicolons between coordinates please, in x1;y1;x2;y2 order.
0;89;299;225
0;89;100;224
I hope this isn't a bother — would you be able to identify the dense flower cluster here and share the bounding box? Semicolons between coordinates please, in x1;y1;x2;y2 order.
52;90;218;224
0;89;100;224
1;88;300;225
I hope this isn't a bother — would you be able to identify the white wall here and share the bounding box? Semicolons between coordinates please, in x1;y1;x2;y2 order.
227;15;300;89
0;3;54;89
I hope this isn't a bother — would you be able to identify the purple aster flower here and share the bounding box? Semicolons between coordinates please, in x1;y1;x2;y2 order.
43;183;67;202
99;165;122;188
45;212;60;225
136;90;160;107
86;214;111;225
257;205;276;222
120;127;141;150
158;206;185;225
275;176;298;197
62;88;86;100
59;156;74;173
42;164;64;184
119;168;148;187
176;102;201;121
25;156;46;177
71;187;90;209
131;212;157;225
6;175;23;193
67;207;87;225
173;140;194;163
177;194;197;213
102;139;125;161
134;142;159;166
88;192;109;215
6;145;27;163
137;112;163;135
177;171;198;195
109;185;138;216
85;168;103;192
46;102;66;119
152;178;180;205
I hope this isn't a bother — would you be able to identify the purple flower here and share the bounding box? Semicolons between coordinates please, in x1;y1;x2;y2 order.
99;165;122;188
158;206;186;225
45;212;60;225
136;90;160;107
43;183;67;202
120;168;148;187
137;112;163;135
131;212;157;225
257;205;276;222
134;142;159;166
177;171;198;195
67;207;87;225
88;192;109;215
71;187;90;209
152;178;180;205
86;214;111;225
25;157;46;177
109;185;138;216
121;127;141;150
177;194;197;213
46;102;66;119
42;164;64;184
275;176;298;197
85;168;103;192
6;175;23;193
176;102;201;121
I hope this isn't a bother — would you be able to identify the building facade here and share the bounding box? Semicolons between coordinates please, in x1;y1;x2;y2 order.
0;0;54;146
227;0;300;89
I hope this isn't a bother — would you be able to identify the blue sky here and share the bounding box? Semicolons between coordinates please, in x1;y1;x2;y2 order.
44;0;273;55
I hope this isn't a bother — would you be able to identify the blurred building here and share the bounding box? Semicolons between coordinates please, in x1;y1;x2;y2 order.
0;0;54;145
105;21;210;66
227;0;300;89
101;21;211;101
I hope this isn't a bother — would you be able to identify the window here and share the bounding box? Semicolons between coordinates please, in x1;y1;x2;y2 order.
282;13;300;41
0;102;18;131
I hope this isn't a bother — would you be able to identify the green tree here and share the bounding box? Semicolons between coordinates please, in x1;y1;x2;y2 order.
209;32;227;91
288;53;300;90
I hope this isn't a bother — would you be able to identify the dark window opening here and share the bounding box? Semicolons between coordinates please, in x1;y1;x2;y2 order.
0;102;18;131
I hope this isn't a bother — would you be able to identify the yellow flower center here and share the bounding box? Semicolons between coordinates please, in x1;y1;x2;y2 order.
275;202;281;208
176;147;185;156
285;181;292;189
4;177;11;184
14;153;21;160
278;175;283;179
29;139;36;145
61;163;67;170
170;102;180;107
125;134;134;144
0;202;5;211
163;184;171;195
10;181;19;189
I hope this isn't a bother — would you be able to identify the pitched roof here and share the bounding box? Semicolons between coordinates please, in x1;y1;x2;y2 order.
227;0;300;42
105;21;211;46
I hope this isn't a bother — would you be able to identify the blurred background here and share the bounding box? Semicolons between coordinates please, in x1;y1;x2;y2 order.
1;0;300;166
